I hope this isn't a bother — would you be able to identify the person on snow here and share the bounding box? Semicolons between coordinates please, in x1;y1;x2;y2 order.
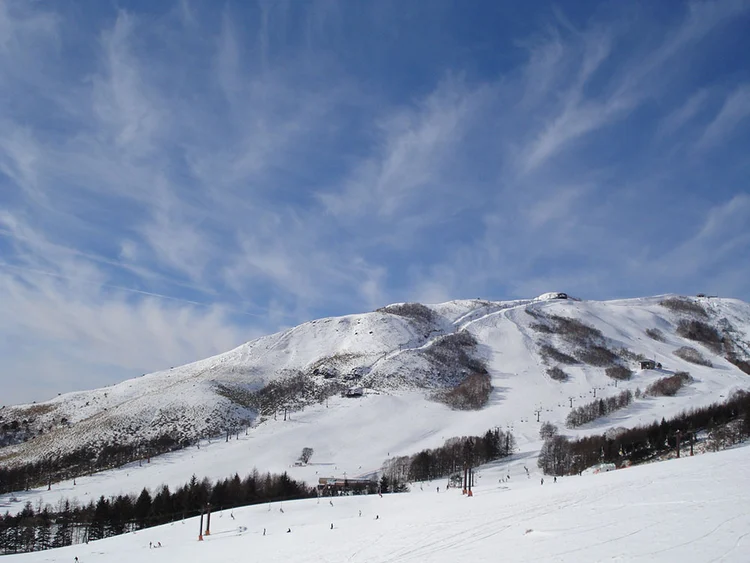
541;478;544;485
330;523;334;530
287;528;291;533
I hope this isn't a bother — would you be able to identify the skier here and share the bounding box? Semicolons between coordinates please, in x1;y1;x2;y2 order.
359;510;362;517
157;542;162;548
541;478;544;485
230;512;235;520
287;528;291;533
436;486;439;493
329;500;334;506
149;542;152;549
263;528;266;536
554;476;557;483
330;523;334;530
375;515;379;520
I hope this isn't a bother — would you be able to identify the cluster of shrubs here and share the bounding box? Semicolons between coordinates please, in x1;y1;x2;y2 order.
218;373;344;419
605;365;633;381
676;319;724;353
424;331;491;409
575;346;618;367
546;367;568;381
0;434;188;495
540;344;578;365
565;390;634;428
659;298;708;318
377;303;436;325
436;373;492;410
540;391;750;475
532;313;636;374
0;470;314;554
644;372;691;397
381;427;516;486
673;346;712;367
645;328;665;342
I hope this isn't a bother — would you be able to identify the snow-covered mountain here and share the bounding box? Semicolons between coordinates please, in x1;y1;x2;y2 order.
2;294;750;492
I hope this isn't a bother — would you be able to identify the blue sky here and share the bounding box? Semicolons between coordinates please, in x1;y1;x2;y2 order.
1;0;749;404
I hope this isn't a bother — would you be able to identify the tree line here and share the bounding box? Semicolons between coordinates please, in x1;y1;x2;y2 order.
0;434;193;495
381;427;516;489
0;469;314;555
540;390;750;476
565;390;634;428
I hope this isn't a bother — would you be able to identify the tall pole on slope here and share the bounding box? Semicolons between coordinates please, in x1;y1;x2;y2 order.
675;429;681;459
198;509;204;541
205;502;211;536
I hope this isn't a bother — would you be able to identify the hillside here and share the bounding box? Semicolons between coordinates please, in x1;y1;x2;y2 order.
6;444;750;562
1;294;750;500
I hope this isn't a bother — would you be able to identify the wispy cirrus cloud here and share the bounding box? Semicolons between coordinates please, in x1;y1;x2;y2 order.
0;0;749;404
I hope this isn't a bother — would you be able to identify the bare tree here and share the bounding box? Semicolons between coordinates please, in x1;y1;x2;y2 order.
539;422;558;440
299;447;314;464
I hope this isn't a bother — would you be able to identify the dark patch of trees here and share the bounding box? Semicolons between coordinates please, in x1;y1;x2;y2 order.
436;373;492;410
542;390;750;475
605;365;633;381
660;298;708;318
0;469;313;554
377;303;436;325
673;346;712;367
0;434;187;495
565;390;634;428
726;354;750;375
575;346;619;367
382;428;516;487
645;372;691;397
546;366;568;382
540;345;578;365
645;328;665;342
676;320;723;353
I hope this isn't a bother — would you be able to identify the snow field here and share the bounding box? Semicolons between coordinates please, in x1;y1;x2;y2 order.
7;444;750;562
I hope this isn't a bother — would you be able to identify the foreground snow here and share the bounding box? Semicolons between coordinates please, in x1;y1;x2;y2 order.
9;445;750;563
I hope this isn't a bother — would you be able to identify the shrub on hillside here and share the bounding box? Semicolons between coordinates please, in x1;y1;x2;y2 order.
547;366;569;381
673;346;712;367
617;348;647;363
550;315;604;346
574;346;619;367
659;297;708;318
726;354;750;375
645;328;665;342
540;344;579;365
529;323;554;334
437;372;492;410
676;319;723;353
645;372;691;397
605;365;633;381
377;303;436;324
423;331;488;379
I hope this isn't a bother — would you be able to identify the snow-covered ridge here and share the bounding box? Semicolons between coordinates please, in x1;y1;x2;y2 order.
1;294;749;481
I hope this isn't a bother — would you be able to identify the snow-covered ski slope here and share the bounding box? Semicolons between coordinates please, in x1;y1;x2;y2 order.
8;444;750;563
3;294;750;514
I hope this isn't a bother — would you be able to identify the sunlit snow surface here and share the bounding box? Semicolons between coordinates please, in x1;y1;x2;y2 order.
6;445;750;562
